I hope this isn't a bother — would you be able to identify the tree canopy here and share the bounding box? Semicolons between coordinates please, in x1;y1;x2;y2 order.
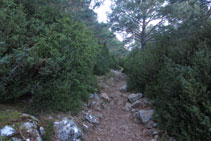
109;0;166;48
122;0;211;140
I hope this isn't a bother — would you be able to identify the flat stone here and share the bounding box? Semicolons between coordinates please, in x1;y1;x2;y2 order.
149;129;159;136
101;93;110;102
120;85;127;93
84;112;99;124
128;93;143;103
137;110;154;123
0;125;16;137
125;103;132;111
139;98;151;107
146;121;158;129
88;101;102;111
131;100;142;108
89;93;100;100
146;121;154;129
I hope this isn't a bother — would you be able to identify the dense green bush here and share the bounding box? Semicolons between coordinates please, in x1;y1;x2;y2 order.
0;0;98;113
124;44;167;92
94;43;120;75
125;22;211;140
109;55;120;70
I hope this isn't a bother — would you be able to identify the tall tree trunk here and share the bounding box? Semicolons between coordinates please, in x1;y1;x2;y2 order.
141;15;146;48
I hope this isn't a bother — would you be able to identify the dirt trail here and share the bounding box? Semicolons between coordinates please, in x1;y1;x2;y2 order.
84;71;154;141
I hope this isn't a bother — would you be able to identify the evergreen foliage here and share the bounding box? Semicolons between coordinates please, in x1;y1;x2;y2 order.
109;0;166;48
0;0;98;113
124;21;211;140
94;43;120;75
3;0;210;140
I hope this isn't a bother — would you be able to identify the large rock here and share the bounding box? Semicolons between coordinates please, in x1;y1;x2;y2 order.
0;125;16;137
83;112;99;124
0;110;44;141
137;110;154;123
120;85;127;93
54;118;82;141
20;121;42;141
128;93;143;103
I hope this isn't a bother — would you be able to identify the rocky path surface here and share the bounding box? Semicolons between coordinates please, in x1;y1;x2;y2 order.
83;71;155;141
0;70;159;141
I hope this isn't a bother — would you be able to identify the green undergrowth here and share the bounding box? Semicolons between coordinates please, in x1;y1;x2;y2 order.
124;21;211;140
0;109;22;129
42;120;54;141
0;0;99;114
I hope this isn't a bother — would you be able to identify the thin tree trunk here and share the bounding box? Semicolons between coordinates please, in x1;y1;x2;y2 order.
141;15;146;48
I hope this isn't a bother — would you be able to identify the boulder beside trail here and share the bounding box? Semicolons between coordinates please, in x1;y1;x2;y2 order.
54;118;82;141
83;112;100;125
128;93;143;103
20;121;42;141
120;85;127;93
0;125;16;137
0;110;44;141
137;110;154;124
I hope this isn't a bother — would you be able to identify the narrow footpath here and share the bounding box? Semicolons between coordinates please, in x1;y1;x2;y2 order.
84;71;154;141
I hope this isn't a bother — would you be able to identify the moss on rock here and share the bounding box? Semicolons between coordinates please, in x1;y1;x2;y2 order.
0;110;22;128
